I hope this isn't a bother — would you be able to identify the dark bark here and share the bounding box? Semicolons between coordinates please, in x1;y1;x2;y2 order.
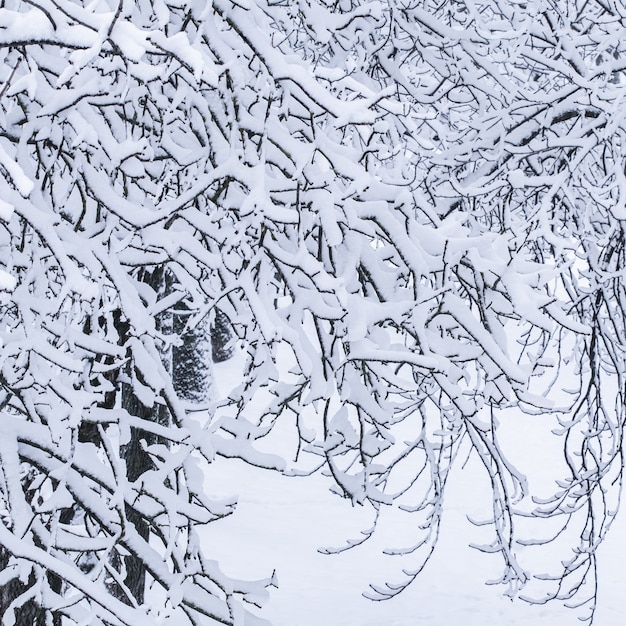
173;308;213;403
0;270;217;616
117;267;171;606
119;384;170;606
0;550;47;626
211;307;234;363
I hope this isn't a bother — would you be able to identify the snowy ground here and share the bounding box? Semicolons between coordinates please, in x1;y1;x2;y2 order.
202;357;626;626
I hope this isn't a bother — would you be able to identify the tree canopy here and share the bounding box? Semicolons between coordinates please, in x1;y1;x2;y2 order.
0;0;625;623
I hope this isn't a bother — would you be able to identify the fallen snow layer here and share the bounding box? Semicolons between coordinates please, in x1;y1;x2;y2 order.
203;358;626;626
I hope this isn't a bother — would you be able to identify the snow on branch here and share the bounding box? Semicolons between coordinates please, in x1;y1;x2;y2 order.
0;0;624;624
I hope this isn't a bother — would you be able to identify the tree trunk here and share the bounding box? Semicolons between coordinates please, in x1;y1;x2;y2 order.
1;270;219;616
211;307;234;363
119;385;170;605
173;308;213;402
118;267;172;606
0;550;47;626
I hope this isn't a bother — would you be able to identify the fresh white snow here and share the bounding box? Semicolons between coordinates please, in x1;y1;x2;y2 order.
202;354;626;626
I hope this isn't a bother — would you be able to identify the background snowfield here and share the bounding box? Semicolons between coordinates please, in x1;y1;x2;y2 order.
205;355;626;625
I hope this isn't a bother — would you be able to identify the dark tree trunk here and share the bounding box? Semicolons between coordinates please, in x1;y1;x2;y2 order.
211;307;234;363
0;549;47;626
119;385;170;605
117;267;172;606
0;270;218;617
173;309;213;403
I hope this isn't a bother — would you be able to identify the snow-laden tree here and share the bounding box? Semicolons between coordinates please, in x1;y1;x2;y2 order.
0;1;279;623
0;0;624;623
